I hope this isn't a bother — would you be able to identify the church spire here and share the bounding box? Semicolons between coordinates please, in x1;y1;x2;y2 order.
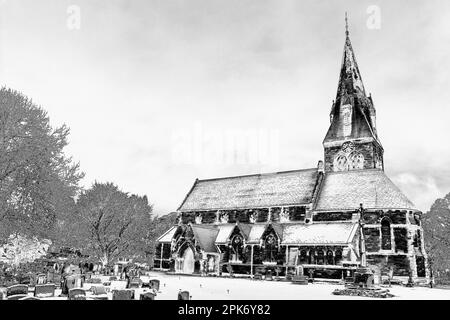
323;15;384;173
345;12;349;37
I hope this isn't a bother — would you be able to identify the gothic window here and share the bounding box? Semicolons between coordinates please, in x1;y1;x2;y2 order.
381;218;392;250
326;250;334;265
299;250;308;264
349;152;364;170
263;234;278;262
334;154;348;172
230;235;244;262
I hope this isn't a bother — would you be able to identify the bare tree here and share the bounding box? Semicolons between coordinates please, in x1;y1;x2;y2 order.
74;182;153;267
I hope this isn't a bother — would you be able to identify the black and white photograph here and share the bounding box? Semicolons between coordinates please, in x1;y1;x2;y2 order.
0;0;449;307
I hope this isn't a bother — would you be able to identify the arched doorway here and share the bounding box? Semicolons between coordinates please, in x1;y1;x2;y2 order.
181;247;195;274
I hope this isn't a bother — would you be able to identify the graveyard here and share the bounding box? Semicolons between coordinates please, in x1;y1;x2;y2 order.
1;269;450;300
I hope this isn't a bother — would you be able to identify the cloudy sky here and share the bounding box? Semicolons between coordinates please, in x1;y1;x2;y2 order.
0;0;449;214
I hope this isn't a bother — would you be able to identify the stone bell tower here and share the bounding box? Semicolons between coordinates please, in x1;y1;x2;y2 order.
323;14;384;173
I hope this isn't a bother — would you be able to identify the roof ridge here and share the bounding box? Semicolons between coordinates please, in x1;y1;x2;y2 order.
197;168;317;182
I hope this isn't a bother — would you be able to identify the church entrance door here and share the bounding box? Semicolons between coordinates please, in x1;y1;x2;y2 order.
182;247;195;274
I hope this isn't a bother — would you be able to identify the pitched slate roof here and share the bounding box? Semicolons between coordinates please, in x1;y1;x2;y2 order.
191;225;219;253
281;222;359;245
315;169;415;211
178;169;319;211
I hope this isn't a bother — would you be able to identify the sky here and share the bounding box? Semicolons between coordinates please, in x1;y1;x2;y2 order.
0;0;449;215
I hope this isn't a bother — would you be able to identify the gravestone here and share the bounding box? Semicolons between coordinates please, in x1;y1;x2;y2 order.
112;289;133;300
34;284;56;298
128;277;142;289
150;279;160;291
7;284;28;297
91;285;107;295
36;274;47;285
68;288;86;300
140;292;156;300
178;291;190;300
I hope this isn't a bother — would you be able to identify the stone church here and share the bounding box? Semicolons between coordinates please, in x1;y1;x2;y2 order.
155;20;429;283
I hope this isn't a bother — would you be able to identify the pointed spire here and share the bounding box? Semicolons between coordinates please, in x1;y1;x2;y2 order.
324;15;380;145
345;12;349;37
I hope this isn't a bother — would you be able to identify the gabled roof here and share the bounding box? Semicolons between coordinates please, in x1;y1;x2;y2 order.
281;222;359;245
246;223;283;244
178;169;319;211
191;225;219;253
315;169;416;211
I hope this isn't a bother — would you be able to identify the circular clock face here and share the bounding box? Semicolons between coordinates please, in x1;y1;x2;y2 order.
349;152;364;170
335;155;348;171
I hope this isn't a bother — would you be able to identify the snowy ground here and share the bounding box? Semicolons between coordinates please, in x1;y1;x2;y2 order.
145;271;450;300
3;271;450;300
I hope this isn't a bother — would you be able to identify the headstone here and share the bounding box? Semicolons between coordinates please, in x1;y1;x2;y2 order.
178;291;190;300
92;285;107;295
34;284;56;298
68;288;86;300
112;289;133;300
140;292;156;300
7;284;28;297
36;274;47;285
150;279;160;291
128;277;142;289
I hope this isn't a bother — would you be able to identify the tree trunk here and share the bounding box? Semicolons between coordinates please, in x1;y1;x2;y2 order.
100;252;109;269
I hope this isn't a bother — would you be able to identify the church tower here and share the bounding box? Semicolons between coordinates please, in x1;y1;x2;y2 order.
323;14;384;172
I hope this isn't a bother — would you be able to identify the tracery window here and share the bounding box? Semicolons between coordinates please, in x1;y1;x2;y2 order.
230;235;244;262
264;234;278;262
326;250;334;265
349;152;364;170
334;154;348;172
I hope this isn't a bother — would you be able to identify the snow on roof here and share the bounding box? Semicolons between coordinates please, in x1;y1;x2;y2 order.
215;224;236;244
247;224;266;243
156;226;178;243
281;222;358;245
315;169;416;211
178;169;318;211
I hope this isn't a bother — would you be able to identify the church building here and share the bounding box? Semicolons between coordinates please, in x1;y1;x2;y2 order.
155;19;429;283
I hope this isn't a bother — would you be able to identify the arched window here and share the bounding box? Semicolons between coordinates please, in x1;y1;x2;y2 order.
326;250;334;265
264;234;278;262
230;235;244;262
334;154;348;172
381;218;392;250
349;152;364;170
299;250;308;264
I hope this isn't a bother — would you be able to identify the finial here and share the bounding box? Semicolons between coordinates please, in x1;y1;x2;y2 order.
345;12;349;36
